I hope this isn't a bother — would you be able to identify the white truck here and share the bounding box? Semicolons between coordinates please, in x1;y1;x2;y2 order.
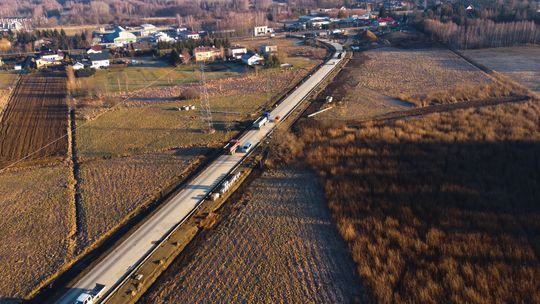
253;112;271;129
74;283;106;304
252;116;268;129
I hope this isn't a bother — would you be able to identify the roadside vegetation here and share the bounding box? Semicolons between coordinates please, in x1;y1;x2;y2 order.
277;100;540;303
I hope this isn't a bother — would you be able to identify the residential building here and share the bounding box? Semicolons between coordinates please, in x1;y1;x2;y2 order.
193;46;221;62
227;46;247;59
259;44;278;55
140;24;157;37
103;26;137;46
0;18;28;32
72;62;85;70
241;51;263;66
36;51;64;69
89;52;110;69
254;25;268;37
87;45;103;54
153;32;175;43
179;30;200;40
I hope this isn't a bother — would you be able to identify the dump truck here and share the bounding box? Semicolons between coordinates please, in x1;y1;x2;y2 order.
74;283;106;304
224;139;241;155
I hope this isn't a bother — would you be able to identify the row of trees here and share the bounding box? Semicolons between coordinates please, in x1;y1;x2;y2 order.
422;18;539;49
5;29;91;51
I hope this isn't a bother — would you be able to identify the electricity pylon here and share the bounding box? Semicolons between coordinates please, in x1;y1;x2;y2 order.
199;61;214;133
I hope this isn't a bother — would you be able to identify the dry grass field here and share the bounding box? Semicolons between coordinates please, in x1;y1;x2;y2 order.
283;100;540;303
0;73;68;167
77;150;204;248
0;164;75;299
140;169;365;303
76;93;266;158
240;37;327;60
316;53;411;121
463;46;540;92
349;47;503;106
0;71;18;90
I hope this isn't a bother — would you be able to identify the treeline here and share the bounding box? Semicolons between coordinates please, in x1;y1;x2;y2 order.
422;18;539;49
0;0;346;26
425;0;539;24
6;29;90;51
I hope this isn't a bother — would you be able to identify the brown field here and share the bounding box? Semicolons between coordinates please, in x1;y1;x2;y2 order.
140;169;365;303
0;164;75;299
283;100;540;303
237;37;327;60
345;47;501;107
316;53;411;121
77;150;205;248
463;46;540;92
0;73;68;167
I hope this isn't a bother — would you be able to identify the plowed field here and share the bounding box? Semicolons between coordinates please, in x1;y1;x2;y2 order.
0;73;68;167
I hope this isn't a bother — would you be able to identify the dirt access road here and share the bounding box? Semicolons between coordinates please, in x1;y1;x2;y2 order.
0;73;68;168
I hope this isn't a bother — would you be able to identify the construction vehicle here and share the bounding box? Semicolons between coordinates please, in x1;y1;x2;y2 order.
74;283;106;304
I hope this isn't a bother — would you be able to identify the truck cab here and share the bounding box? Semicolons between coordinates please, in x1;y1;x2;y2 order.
75;293;93;304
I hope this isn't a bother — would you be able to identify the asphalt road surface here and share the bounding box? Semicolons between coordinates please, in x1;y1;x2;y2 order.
56;39;344;304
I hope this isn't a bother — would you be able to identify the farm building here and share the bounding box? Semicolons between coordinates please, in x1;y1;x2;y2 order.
241;51;263;66
259;44;278;55
103;26;137;46
179;30;200;40
227;46;247;59
89;52;110;69
193;46;221;62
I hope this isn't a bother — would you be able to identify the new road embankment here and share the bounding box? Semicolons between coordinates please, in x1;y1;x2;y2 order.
54;39;344;304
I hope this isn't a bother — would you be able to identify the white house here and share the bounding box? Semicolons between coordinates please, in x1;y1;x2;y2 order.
72;62;85;70
153;32;176;43
178;30;200;40
89;52;110;69
254;25;268;37
36;52;64;69
227;46;247;59
241;52;263;66
259;44;278;55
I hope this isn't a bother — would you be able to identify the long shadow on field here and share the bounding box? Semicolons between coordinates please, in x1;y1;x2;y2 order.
302;130;540;303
